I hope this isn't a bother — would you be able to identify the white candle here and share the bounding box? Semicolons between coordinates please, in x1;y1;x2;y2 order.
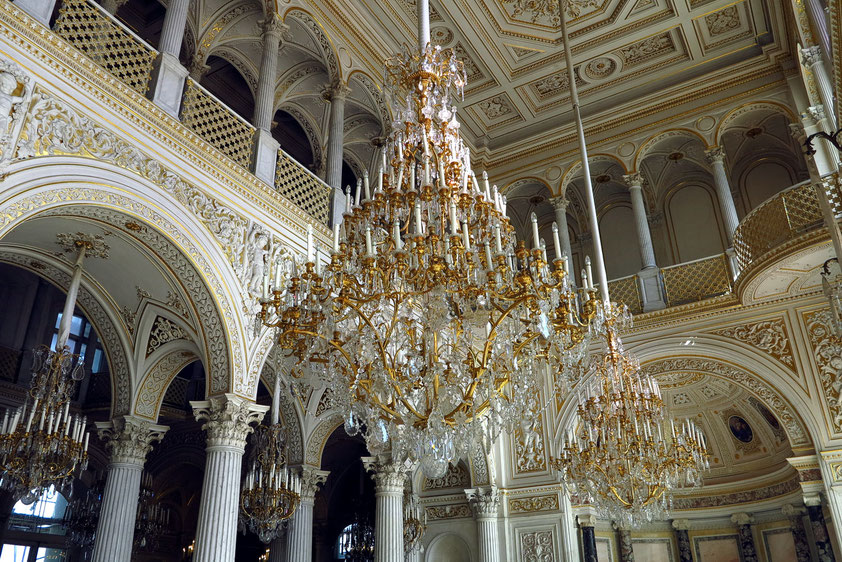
461;220;470;251
439;159;447;188
408;161;416;192
314;246;321;275
552;222;561;260
471;172;479;194
581;269;589;289
376;166;383;193
274;258;282;287
333;224;340;254
363;171;371;200
354;179;362;206
392;221;403;250
365;227;373;256
423;156;431;186
561;255;569;275
345;187;352;214
530;212;540;249
414;203;423;236
501;195;507;215
482;171;491;201
492;185;499;211
540;239;547;262
83;432;89;452
306;224;314;263
262;270;269;299
484;242;494;272
396;163;404;193
494;225;503;254
450;201;459;235
585;256;594;289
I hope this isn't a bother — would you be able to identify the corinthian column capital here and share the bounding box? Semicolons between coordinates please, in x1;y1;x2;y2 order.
623;172;644;188
550;195;569;211
704;146;726;165
95;416;168;465
800;45;823;67
465;486;500;519
191;394;268;450
299;466;330;502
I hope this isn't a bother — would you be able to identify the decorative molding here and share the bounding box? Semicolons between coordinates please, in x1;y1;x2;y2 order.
509;494;560;514
424;503;473;520
519;528;555;561
423;462;471;491
709;318;796;369
804;309;842;433
134;350;197;419
146;316;190;356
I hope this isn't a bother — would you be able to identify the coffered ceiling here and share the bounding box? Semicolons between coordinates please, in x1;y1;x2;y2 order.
350;0;786;153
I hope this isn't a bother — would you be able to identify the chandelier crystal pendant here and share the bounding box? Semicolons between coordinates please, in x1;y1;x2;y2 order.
0;235;104;504
65;475;104;551
551;321;709;526
258;0;602;478
545;0;708;525
134;471;170;552
240;374;301;543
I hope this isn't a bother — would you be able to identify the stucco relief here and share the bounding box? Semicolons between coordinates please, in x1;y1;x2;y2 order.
146;316;191;356
519;529;555;561
709;318;796;370
423;462;471;491
514;414;548;474
0;58;29;166
134;350;197;419
509;495;559;513
804;309;842;432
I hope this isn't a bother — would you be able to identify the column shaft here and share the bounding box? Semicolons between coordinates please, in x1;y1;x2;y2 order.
254;19;285;131
551;197;573;262
802;46;836;128
285;500;314;562
581;525;597;562
268;534;286;562
625;175;657;269
159;0;189;57
675;529;692;562
466;487;500;562
706;148;739;245
90;462;143;562
617;528;634;562
807;504;837;561
326;89;347;191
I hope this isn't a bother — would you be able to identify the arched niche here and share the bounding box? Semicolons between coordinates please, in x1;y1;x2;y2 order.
665;182;726;263
426;533;473;562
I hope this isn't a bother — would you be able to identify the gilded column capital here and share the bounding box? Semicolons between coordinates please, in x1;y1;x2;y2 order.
191;394;269;451
550;196;569;212
671;519;691;531
362;456;408;494
704;146;726;165
96;415;168;466
299;466;330;502
623;172;644;188
465;486;499;519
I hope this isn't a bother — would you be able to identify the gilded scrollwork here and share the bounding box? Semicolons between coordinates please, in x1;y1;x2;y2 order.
519;529;555;561
710;318;796;369
509;495;559;513
805;309;842;432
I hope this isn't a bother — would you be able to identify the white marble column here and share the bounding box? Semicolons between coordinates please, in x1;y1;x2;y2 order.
268;531;286;562
801;46;836;128
325;82;351;226
559;495;580;562
284;466;329;562
550;196;574;263
91;416;168;562
362;458;407;562
623;173;657;270
252;14;287;185
190;394;269;562
466;486;500;562
704;147;740;246
148;0;190;117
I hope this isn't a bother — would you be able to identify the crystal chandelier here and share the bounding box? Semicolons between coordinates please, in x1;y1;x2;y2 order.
543;0;707;526
258;0;601;478
0;234;105;503
65;476;103;551
240;375;301;542
134;471;169;552
551;321;709;526
344;513;375;562
403;492;425;555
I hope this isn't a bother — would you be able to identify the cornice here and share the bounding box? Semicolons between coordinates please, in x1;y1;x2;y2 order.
0;2;331;243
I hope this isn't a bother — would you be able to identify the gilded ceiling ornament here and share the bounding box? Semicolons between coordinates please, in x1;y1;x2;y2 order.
509;495;559;513
145;316;191;356
705;5;741;36
709;319;796;369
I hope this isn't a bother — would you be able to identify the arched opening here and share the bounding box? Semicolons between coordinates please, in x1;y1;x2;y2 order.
200;55;255;123
272;109;314;169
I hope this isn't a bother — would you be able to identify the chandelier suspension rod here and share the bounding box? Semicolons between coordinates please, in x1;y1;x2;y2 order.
558;0;610;305
56;245;88;350
271;371;281;425
417;0;430;51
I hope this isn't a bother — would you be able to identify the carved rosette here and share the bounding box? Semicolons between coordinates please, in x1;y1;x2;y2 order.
299;466;330;502
465;486;500;520
96;416;168;466
191;394;268;451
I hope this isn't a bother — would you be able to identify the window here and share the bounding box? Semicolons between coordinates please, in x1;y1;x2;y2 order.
335;524;354;559
8;488;68;535
50;313;90;359
0;546;30;562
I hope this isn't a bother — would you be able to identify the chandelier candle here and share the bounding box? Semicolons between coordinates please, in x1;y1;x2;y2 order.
257;0;604;477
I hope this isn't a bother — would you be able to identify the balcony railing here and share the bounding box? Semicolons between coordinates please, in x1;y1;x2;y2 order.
732;180;836;270
46;0;330;224
53;0;156;95
275;150;332;225
607;274;642;315
180;79;256;169
662;253;732;306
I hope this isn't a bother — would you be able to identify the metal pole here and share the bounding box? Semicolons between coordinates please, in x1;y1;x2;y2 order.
559;0;610;305
417;0;430;52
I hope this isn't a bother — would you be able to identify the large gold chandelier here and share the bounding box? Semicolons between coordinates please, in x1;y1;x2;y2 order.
258;4;602;477
551;322;708;526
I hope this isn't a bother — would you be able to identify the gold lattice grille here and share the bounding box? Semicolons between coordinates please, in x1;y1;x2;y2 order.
53;0;156;95
608;275;642;315
662;254;731;306
180;79;255;169
275;150;331;225
733;182;825;270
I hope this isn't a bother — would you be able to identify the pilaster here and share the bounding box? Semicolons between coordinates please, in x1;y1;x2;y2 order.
672;519;692;562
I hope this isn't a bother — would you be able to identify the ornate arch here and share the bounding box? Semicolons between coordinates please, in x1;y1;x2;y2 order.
304;414;343;467
134;345;200;420
208;45;259;97
715;101;799;145
283;9;341;83
634;128;710;170
0;159;246;400
502;176;553;197
560;153;628;196
279;103;325;172
0;248;133;416
348;70;391;136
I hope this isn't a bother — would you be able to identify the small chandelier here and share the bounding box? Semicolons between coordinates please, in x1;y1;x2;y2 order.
65;475;103;551
345;513;375;562
240;375;301;543
403;492;425;555
258;11;602;477
134;471;170;552
551;321;709;526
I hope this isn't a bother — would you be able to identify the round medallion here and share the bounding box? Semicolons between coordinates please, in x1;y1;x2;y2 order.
617;142;635;157
583;57;617;81
696;115;716;131
728;415;754;443
431;27;454;46
545;166;562;181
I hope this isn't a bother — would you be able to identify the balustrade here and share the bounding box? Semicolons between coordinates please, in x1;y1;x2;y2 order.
275;150;332;225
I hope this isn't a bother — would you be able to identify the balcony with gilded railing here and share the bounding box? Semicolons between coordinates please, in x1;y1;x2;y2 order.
50;0;332;225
